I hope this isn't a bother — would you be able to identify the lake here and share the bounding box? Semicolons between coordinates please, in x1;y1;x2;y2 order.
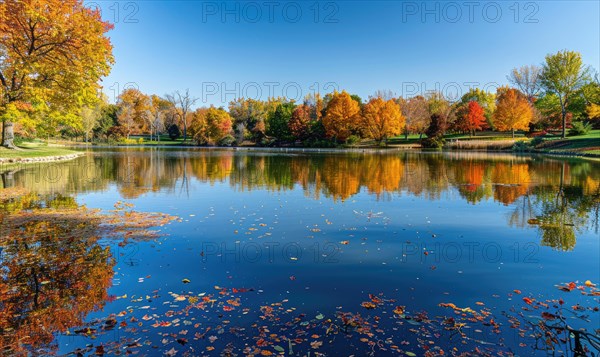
1;148;599;356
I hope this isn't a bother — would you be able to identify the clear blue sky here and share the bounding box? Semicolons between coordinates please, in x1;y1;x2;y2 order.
90;1;600;107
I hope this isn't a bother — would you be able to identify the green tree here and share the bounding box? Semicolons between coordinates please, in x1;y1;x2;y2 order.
94;104;119;141
266;102;296;142
541;50;592;138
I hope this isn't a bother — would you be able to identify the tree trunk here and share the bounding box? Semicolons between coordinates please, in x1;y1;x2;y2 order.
512;129;515;138
558;96;567;139
561;109;567;139
2;121;16;149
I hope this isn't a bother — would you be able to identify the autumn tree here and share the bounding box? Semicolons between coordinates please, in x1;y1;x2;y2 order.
166;89;198;142
422;113;447;148
454;100;485;136
117;89;150;138
148;95;171;141
117;103;135;139
288;104;312;141
80;105;101;143
229;98;265;143
361;97;405;145
323;91;361;142
493;88;533;137
399;95;430;139
541;50;592;138
0;0;114;147
189;106;233;145
426;91;456;129
460;88;496;128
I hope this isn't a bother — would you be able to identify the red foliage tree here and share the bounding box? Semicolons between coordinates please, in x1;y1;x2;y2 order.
466;101;486;135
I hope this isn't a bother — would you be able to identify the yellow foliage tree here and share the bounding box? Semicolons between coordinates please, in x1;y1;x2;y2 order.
587;103;600;121
361;97;405;145
493;88;533;137
323;91;360;142
0;0;114;147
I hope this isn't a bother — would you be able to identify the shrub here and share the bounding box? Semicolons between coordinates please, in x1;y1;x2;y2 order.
345;135;361;146
422;114;447;149
512;140;531;152
530;137;544;147
137;138;144;144
218;135;236;147
168;124;181;140
107;125;126;140
421;137;445;149
568;121;592;136
119;138;138;145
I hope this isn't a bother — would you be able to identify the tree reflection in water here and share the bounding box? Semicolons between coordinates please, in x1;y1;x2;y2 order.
0;193;114;355
0;190;177;354
1;149;598;247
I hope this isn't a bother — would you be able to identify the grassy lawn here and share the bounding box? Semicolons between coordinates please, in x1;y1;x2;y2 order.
536;130;600;154
0;141;79;159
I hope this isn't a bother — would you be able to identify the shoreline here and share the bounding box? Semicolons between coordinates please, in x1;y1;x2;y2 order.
0;152;85;164
69;144;600;159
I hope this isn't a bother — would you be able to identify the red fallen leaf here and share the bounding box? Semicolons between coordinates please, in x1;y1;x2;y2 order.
95;345;105;355
513;290;522;294
256;338;268;347
558;298;564;305
523;297;534;305
369;294;382;304
232;287;251;293
289;276;296;281
424;251;429;255
568;282;577;290
541;312;557;320
223;306;234;312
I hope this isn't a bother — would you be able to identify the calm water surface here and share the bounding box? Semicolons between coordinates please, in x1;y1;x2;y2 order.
1;148;599;356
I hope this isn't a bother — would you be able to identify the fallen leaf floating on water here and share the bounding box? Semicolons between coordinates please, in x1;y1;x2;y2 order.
182;278;191;284
52;279;600;356
393;306;405;315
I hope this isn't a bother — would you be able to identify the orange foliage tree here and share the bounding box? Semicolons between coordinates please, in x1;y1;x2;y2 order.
323;91;361;142
288;104;312;141
361;97;405;145
466;101;486;135
189;106;233;145
493;88;533;137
